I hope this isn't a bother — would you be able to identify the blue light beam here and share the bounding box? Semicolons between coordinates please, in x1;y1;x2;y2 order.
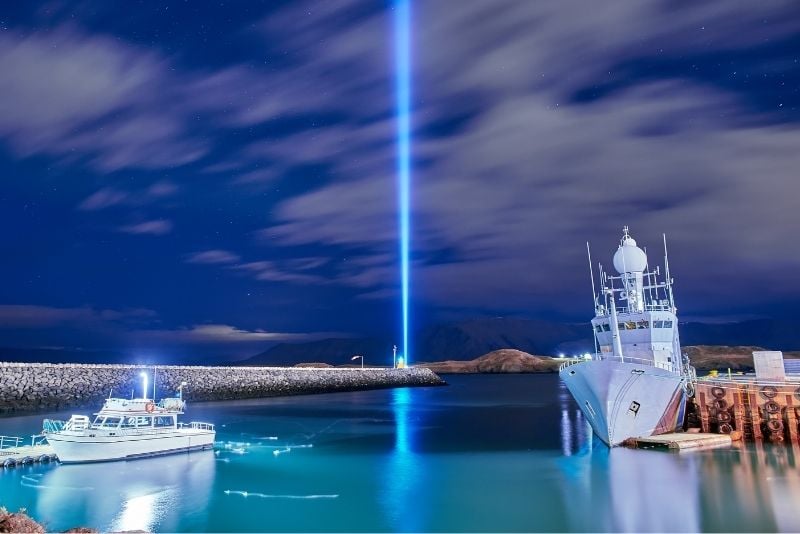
394;0;412;365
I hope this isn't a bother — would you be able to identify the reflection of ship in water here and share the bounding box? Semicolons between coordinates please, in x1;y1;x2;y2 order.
557;400;800;532
30;450;215;532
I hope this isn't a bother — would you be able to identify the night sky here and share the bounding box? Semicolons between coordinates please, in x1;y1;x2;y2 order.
1;1;799;361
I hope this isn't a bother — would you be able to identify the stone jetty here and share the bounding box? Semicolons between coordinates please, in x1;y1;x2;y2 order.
0;362;445;413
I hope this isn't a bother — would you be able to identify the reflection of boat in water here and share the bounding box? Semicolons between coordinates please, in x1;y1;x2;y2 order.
31;449;216;532
43;395;215;463
560;227;694;446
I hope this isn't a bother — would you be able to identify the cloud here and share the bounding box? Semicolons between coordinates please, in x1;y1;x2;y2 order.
78;187;129;211
0;26;209;172
119;220;173;236
232;261;326;284
245;0;800;316
78;181;180;212
0;305;157;328
186;250;241;265
134;324;336;344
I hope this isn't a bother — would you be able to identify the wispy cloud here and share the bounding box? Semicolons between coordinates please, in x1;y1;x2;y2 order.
0;305;157;328
119;220;173;236
136;324;330;344
186;250;241;265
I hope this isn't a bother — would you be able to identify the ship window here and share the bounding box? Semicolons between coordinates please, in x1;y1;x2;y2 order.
653;320;664;328
663;320;673;328
595;325;603;333
624;321;636;330
636;321;649;329
602;323;610;331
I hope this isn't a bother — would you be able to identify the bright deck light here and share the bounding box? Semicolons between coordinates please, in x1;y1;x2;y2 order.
140;372;148;400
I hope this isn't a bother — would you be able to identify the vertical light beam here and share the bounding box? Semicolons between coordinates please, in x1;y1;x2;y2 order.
394;0;412;364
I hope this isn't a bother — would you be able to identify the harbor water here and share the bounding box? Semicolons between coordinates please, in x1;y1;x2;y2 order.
1;374;800;532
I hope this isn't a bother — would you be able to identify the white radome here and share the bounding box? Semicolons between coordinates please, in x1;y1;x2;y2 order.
613;237;648;273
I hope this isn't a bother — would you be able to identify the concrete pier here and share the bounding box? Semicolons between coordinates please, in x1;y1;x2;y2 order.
0;442;56;468
0;363;445;413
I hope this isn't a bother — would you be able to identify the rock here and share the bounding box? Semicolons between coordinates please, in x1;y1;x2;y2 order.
0;362;444;412
418;349;561;374
0;509;45;533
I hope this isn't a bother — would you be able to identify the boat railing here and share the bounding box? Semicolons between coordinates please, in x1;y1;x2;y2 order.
0;435;22;450
181;422;215;431
42;419;67;434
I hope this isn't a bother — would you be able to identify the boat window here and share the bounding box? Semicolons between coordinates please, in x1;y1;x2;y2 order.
663;320;673;328
595;325;602;333
636;321;649;329
624;321;637;330
602;323;610;332
153;416;174;428
653;320;664;328
100;417;121;428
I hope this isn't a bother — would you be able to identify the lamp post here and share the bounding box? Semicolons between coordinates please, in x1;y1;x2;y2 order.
178;381;188;401
139;372;148;400
393;345;397;369
351;355;364;369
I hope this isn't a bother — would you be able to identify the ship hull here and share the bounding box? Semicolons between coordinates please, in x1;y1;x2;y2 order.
560;359;686;446
46;429;215;463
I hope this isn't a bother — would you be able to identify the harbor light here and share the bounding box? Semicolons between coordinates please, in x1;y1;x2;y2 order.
179;381;188;401
558;353;565;359
139;372;148;400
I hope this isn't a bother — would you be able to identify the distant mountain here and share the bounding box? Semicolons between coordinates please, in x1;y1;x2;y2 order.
244;317;800;366
245;338;392;366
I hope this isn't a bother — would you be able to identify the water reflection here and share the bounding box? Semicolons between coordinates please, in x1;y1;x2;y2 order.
381;387;423;531
32;451;215;532
557;395;800;532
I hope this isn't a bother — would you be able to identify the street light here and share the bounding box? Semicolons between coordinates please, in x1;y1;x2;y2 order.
351;355;364;369
139;372;148;400
178;381;188;401
393;345;397;368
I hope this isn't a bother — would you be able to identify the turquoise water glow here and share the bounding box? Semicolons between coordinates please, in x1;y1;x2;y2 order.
2;375;800;532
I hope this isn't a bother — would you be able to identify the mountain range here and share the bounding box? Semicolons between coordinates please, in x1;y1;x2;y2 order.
5;317;800;366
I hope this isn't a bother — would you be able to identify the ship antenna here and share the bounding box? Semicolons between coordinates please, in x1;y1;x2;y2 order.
663;233;675;312
587;241;598;311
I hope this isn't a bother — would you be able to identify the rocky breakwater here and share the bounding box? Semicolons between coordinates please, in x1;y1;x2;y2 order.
0;362;445;413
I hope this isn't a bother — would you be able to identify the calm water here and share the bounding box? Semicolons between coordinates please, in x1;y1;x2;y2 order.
2;374;800;532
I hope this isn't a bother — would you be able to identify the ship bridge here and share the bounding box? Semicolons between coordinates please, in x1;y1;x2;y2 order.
588;227;682;373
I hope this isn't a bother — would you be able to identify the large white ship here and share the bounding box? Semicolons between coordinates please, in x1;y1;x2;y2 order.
559;227;695;446
43;393;215;463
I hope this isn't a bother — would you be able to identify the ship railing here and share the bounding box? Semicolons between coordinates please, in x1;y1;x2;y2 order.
558;359;585;371
559;354;679;373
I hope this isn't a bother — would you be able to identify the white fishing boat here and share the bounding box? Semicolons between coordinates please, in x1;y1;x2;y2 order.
559;227;695;446
43;382;215;463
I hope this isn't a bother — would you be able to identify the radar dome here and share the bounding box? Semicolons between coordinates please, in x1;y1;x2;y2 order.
613;236;648;273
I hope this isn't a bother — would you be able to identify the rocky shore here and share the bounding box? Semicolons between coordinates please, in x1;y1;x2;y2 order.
0;363;445;413
417;349;561;374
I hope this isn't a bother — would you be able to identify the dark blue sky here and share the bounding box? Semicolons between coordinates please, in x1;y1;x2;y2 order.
0;1;799;360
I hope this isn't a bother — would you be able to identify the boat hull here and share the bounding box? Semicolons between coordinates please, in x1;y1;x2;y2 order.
46;429;215;463
560;359;686;446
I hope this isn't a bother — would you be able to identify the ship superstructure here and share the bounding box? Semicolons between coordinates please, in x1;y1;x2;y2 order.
560;227;694;446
